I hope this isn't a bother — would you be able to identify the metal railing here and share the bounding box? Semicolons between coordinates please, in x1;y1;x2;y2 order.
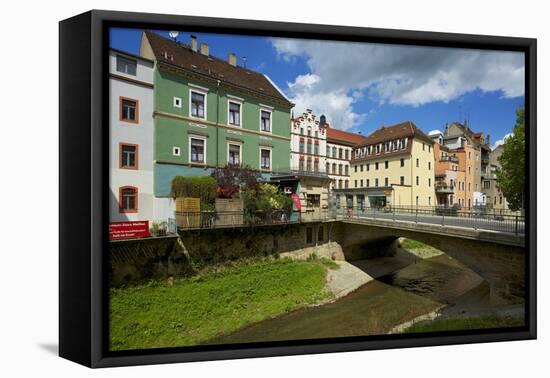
175;210;299;230
336;206;525;235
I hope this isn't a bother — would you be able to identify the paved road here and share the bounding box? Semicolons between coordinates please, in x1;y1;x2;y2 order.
337;210;525;235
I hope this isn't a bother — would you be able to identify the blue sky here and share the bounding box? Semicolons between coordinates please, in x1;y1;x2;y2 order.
110;28;524;148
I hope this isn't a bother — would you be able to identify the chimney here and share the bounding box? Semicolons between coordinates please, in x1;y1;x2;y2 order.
190;35;197;52
228;52;237;66
199;42;209;56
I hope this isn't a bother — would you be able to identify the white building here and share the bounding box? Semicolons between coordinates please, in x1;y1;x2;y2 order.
290;109;327;173
109;49;155;223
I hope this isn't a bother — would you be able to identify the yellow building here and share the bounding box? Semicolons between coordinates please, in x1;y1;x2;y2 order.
342;121;436;208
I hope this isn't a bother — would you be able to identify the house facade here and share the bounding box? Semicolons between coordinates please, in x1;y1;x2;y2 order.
323;121;366;191
433;141;466;207
109;49;155;223
290;109;327;174
347;121;436;209
139;31;294;216
484;144;510;211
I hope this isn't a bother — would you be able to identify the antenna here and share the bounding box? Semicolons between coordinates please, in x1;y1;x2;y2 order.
168;31;179;42
242;56;247;68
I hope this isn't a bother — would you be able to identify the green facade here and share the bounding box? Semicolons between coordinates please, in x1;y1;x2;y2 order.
153;69;293;196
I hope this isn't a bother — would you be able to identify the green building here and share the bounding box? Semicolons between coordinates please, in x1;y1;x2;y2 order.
140;31;294;197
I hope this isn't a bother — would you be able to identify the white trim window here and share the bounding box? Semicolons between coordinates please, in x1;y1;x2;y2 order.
189;88;207;119
189;136;206;164
228;142;242;166
260;109;272;133
228;100;242;126
173;97;182;108
260;147;272;171
116;55;137;76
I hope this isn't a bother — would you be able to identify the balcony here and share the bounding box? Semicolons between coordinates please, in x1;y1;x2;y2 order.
439;155;459;163
435;184;455;194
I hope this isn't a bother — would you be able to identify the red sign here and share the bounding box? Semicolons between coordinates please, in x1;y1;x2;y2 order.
291;193;302;211
109;221;149;240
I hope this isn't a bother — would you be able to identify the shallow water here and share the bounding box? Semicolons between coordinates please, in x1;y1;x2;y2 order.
208;253;484;345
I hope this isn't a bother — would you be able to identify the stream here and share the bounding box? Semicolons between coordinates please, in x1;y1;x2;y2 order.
208;248;522;345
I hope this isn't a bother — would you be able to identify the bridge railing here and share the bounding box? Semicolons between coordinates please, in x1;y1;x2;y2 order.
336;206;525;235
175;210;300;230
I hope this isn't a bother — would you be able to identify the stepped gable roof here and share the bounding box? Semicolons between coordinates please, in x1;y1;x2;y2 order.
143;31;293;107
356;120;434;148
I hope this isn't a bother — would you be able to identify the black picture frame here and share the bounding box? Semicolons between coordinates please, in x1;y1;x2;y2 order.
59;9;537;368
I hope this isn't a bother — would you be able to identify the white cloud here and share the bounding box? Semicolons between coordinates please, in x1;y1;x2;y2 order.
428;129;443;136
492;133;513;150
272;38;524;130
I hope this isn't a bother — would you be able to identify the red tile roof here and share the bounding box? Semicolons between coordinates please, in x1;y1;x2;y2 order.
143;31;293;108
356;120;433;148
325;126;367;145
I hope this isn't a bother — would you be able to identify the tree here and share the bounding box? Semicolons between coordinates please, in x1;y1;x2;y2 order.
495;108;525;211
171;176;217;209
211;165;260;198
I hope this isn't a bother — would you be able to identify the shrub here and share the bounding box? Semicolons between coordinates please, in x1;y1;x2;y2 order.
211;165;260;198
171;176;217;209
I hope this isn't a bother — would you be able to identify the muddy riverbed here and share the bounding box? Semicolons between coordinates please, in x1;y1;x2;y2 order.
207;248;506;345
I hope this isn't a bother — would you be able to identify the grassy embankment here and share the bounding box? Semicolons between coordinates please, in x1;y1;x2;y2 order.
400;238;444;258
405;314;524;333
110;258;338;351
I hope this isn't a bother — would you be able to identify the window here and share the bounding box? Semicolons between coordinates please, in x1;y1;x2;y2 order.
428;145;431;153
385;177;389;186
332;163;337;174
190;91;206;118
306;158;312;171
345;180;349;189
354;180;358;188
375;178;379;187
366;179;370;187
314;160;319;172
416;196;419;206
484;180;491;189
260;148;271;170
422;143;425;151
172;146;181;156
400;176;405;185
317;226;324;242
339;164;343;175
338;180;343;189
354;165;358;173
375;162;379;170
116;55;137;75
345;150;349;160
119;186;138;213
416;176;419;185
314;142;319;155
120;97;138;123
307;140;312;154
428;178;431;187
416;158;419;167
299;139;305;153
339;148;343;159
361;164;364;172
228;101;241;126
260;110;271;132
307;128;311;136
366;164;369;171
345;165;349;176
190;137;205;164
119;144;138;169
428;161;431;170
326;146;330;156
315;131;319;138
306;227;313;244
384;160;389;169
300;128;304;135
360;179;364;187
400;158;405;167
428;196;431;205
332;147;337;157
228;143;241;166
173;97;182;108
299;158;305;171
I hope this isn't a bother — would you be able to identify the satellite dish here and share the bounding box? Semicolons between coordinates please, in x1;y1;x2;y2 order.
168;31;179;41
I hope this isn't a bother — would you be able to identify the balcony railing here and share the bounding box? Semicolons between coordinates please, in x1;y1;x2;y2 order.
435;184;455;194
439;155;459;163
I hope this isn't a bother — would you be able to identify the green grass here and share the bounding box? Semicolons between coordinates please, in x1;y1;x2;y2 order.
405;314;524;333
109;259;332;351
400;238;443;258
